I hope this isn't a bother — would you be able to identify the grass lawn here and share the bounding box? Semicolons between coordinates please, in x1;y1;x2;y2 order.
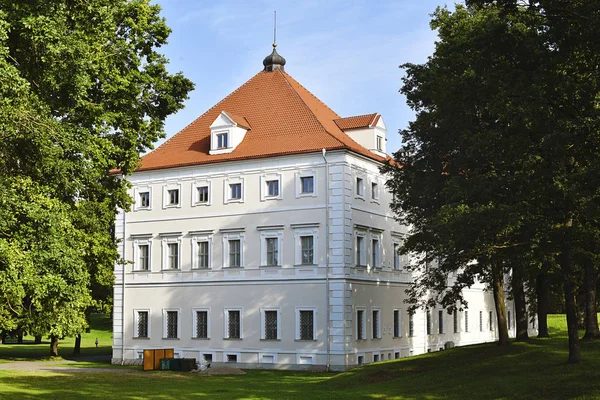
1;314;600;399
0;313;112;360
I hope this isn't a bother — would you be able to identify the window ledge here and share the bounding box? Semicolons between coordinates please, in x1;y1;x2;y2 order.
162;338;180;340
260;339;281;342
371;337;382;340
192;337;210;340
192;268;211;271
136;207;151;211
294;339;317;342
164;204;181;208
161;269;180;272
226;199;244;204
193;202;210;207
132;270;151;273
295;264;317;267
261;265;281;268
133;337;151;340
223;338;243;341
224;267;244;270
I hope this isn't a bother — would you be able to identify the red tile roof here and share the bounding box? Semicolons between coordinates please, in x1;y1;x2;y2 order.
135;69;388;172
222;111;251;130
334;113;380;130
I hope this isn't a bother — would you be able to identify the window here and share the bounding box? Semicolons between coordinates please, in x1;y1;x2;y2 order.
395;352;400;359
356;309;366;340
217;132;228;148
372;308;381;339
376;136;383;151
301;176;314;194
167;243;179;269
230;183;242;200
393;243;400;270
203;353;213;362
373;354;379;362
139;192;150;208
489;311;494;331
229;239;241;267
261;309;279;340
371;182;379;201
508;310;511;330
227;354;238;363
197;186;209;203
296;308;316;340
135;310;149;338
358;355;364;365
479;311;483;332
197;241;209;268
465;310;469;332
266;238;278;266
356;177;364;196
266;180;279;197
371;238;380;267
438;310;444;334
453;312;459;333
356;234;367;266
300;236;314;265
226;310;241;339
138;244;149;271
165;310;178;339
409;312;414;337
426;310;432;335
168;189;179;206
393;309;401;337
194;310;209;339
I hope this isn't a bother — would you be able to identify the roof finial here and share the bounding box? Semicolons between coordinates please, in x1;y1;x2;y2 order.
273;10;277;48
263;10;286;72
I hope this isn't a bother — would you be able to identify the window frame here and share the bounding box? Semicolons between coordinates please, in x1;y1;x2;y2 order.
371;181;379;202
132;237;152;272
393;309;402;338
453;311;459;333
376;135;383;151
224;177;244;204
356;307;366;340
222;231;245;268
134;185;152;211
161;235;182;271
259;228;283;267
260;173;282;201
371;307;381;339
133;308;150;339
295;170;317;198
224;308;243;339
192;308;210;339
192;180;212;207
191;231;213;270
356;176;365;198
216;131;229;149
295;307;317;341
370;233;382;268
438;310;444;334
292;224;319;266
162;308;180;339
355;231;367;267
408;312;414;337
162;183;182;209
260;308;281;340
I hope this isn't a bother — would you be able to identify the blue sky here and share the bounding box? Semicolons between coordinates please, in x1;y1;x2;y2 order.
154;0;452;154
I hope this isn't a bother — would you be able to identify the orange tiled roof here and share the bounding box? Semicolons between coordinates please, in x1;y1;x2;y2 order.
222;111;251;130
136;69;388;172
334;114;380;130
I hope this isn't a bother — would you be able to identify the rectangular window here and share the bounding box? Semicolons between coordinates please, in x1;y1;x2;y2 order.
139;192;150;208
438;310;444;334
167;243;179;269
197;241;209;268
299;310;314;340
356;236;365;266
137;311;148;338
227;310;241;339
266;180;279;197
465;310;469;332
426;310;432;335
372;309;381;339
300;176;314;194
197;186;209;203
168;189;179;205
409;312;414;337
196;311;208;339
479;311;483;332
393;310;401;337
376;136;383;151
230;183;242;200
138;244;149;271
228;239;241;267
166;311;178;338
300;236;314;265
393;243;400;270
489;311;493;331
266;238;278;266
371;238;380;267
508;310;511;330
453;312;459;333
217;133;228;148
373;354;379;362
227;354;237;362
264;310;278;340
357;310;365;340
356;177;364;196
371;182;379;200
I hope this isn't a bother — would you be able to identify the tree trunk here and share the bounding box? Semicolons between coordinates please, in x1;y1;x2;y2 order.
561;241;581;363
50;335;59;357
583;257;600;340
536;271;550;338
513;269;529;341
34;335;42;344
492;265;509;345
73;334;81;355
17;332;23;344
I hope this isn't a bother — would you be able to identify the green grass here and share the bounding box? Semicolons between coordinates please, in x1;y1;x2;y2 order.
0;313;112;360
1;315;600;399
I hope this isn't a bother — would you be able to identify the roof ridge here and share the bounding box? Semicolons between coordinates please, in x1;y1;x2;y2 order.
278;70;346;148
146;71;264;155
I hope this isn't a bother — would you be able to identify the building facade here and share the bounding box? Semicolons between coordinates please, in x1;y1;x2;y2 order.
112;46;531;370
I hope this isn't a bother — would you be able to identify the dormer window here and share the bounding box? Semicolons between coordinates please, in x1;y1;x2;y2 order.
376;136;383;151
209;111;250;155
217;132;228;149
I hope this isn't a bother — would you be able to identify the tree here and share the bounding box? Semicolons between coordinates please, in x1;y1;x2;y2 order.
0;0;194;355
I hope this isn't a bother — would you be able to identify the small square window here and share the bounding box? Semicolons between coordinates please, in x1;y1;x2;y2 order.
266;180;279;197
227;354;238;362
217;133;228;149
356;177;364;196
197;186;209;203
230;183;242;200
300;176;314;194
139;192;150;208
203;353;213;362
168;189;179;205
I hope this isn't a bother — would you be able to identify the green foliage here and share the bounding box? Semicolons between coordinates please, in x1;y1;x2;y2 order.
0;0;194;351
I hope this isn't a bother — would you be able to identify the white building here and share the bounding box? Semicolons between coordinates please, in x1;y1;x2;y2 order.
112;45;519;370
